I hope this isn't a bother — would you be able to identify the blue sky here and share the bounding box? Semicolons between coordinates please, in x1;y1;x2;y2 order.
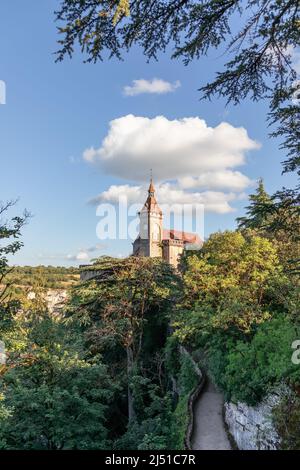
0;1;297;266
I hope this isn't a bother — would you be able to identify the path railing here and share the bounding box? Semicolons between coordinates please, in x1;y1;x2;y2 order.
179;346;206;450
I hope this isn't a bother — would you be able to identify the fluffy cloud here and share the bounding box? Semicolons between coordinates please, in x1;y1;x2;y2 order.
66;244;105;262
178;171;252;192
90;182;245;214
123;78;180;96
89;184;142;206
84;115;259;182
84;114;259;214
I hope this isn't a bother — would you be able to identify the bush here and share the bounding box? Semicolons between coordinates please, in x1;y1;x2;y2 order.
170;352;199;449
273;390;300;450
208;317;300;405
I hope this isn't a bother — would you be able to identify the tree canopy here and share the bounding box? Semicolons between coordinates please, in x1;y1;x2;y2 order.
0;201;29;303
175;230;286;339
68;256;181;422
237;179;300;274
1;196;299;449
0;306;115;450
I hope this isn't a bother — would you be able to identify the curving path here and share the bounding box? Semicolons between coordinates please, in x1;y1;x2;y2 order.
191;378;231;450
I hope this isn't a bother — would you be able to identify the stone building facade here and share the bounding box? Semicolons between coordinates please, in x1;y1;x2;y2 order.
132;179;202;267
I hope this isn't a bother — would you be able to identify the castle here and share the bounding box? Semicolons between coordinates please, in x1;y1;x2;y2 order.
133;179;202;267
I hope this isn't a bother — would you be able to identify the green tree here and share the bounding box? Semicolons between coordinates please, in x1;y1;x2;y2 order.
0;200;29;303
273;389;300;450
0;200;30;372
175;231;283;340
0;310;115;450
208;316;300;405
115;379;174;450
237;179;273;231
68;256;180;423
237;180;300;273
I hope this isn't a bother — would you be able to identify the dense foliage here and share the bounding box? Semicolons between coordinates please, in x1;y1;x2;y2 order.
237;179;300;274
0;312;114;450
207;317;300;405
273;389;300;450
66;256;182;444
1;184;299;449
0;200;29;303
171;181;299;448
176;230;286;336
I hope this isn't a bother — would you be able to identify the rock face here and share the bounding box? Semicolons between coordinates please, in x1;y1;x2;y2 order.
27;289;68;316
44;289;68;315
224;394;281;450
80;270;102;281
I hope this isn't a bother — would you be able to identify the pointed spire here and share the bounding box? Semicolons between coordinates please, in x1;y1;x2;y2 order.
141;171;162;215
148;169;155;195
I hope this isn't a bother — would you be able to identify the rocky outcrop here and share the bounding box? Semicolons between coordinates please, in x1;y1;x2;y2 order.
27;289;68;315
44;289;68;314
80;270;102;281
224;394;281;450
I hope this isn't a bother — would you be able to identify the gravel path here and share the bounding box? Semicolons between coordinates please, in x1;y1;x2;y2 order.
191;378;231;450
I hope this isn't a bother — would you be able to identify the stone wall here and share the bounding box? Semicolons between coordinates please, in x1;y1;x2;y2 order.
179;347;206;450
44;289;68;315
27;289;68;316
224;394;281;450
80;270;103;281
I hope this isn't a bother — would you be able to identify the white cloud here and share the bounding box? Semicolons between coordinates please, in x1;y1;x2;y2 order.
84;114;259;182
178;171;253;192
123;79;181;96
67;251;90;262
39;244;105;263
66;244;105;262
156;184;241;214
84;114;259;214
90;182;246;214
89;184;142;205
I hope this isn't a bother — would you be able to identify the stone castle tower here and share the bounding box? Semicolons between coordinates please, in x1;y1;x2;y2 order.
133;178;202;267
133;178;163;258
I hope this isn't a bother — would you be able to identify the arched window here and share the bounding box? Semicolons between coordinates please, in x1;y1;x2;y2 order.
152;223;161;241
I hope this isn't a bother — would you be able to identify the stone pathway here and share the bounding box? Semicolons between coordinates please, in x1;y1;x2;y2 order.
191;378;232;450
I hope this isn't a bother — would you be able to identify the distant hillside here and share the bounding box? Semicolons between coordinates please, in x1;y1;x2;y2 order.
5;265;80;291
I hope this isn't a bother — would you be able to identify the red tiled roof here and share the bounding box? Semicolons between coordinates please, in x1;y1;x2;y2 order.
163;229;202;245
148;179;155;193
142;196;162;214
